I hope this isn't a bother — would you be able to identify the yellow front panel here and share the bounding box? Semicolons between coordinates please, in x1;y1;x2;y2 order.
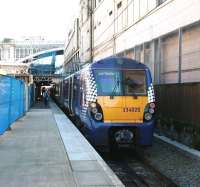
100;96;124;107
97;96;148;123
124;96;148;122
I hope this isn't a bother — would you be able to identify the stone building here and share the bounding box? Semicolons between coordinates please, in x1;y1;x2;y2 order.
65;0;200;84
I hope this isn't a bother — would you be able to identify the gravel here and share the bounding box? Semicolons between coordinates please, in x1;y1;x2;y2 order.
142;137;200;187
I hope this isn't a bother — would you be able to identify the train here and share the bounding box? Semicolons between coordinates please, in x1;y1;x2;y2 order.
53;56;156;151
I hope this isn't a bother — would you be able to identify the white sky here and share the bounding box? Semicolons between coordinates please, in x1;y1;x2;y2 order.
0;0;79;41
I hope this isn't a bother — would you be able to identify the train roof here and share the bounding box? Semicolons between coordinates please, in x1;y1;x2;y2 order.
91;56;148;69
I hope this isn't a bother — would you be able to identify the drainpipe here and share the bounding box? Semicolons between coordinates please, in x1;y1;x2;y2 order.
89;0;93;63
178;28;182;84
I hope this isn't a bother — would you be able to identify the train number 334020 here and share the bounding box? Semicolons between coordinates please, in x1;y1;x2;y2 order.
123;107;140;112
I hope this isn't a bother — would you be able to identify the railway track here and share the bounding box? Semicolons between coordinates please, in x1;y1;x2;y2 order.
100;149;178;187
56;103;178;187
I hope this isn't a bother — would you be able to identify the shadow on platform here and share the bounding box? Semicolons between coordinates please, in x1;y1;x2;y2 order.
32;100;50;109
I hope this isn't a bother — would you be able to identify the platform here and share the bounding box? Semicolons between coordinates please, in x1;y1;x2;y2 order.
0;101;124;187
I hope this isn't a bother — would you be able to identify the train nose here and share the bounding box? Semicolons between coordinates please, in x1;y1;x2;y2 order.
114;129;134;144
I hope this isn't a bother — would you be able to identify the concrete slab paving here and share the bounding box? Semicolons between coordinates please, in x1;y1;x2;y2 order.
0;102;124;187
74;171;113;186
0;108;76;187
51;102;124;187
71;160;102;172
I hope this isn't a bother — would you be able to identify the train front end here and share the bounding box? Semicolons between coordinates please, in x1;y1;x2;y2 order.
87;57;156;149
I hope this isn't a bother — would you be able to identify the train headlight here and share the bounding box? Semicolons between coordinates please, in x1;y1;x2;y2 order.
149;108;155;114
94;113;103;121
91;107;98;114
90;102;97;108
149;102;155;108
144;113;152;121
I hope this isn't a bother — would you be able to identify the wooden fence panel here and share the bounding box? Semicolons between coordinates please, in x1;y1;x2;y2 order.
155;83;200;124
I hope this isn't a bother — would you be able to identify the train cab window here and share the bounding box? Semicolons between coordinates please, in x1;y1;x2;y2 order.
95;70;122;96
123;70;146;95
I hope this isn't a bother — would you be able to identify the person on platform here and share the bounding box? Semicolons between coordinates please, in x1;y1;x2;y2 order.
43;89;49;107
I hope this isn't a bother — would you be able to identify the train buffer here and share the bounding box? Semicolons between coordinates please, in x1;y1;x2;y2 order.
0;101;124;187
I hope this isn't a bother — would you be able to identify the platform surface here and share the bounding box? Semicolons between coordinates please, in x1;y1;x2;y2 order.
0;102;124;187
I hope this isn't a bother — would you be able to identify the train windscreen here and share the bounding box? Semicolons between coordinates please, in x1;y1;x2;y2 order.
94;70;122;96
123;70;146;95
94;69;146;96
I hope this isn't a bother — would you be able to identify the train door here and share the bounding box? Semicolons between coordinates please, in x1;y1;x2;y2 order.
69;76;74;115
72;75;78;115
60;80;64;104
63;79;69;108
76;74;82;117
79;74;87;121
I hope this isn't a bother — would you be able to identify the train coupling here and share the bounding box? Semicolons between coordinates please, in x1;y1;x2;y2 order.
114;129;134;144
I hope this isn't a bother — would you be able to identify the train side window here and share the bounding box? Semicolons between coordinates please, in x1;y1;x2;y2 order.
79;76;83;107
55;84;60;96
81;76;87;106
73;80;77;98
83;80;87;105
70;76;74;112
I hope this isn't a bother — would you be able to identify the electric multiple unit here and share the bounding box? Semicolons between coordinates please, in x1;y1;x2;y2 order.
53;57;156;151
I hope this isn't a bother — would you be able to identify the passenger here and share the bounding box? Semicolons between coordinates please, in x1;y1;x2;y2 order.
41;87;46;100
43;89;49;107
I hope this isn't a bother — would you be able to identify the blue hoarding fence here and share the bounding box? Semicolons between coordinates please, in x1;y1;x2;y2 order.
0;75;33;135
29;84;34;108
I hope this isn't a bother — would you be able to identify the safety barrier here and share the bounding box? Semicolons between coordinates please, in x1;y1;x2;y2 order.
0;75;33;135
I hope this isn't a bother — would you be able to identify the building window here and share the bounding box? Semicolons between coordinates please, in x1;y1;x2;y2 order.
16;48;19;59
157;0;167;6
140;0;148;17
20;49;23;58
25;48;28;56
81;8;83;24
8;49;10;59
117;1;122;9
94;0;96;9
